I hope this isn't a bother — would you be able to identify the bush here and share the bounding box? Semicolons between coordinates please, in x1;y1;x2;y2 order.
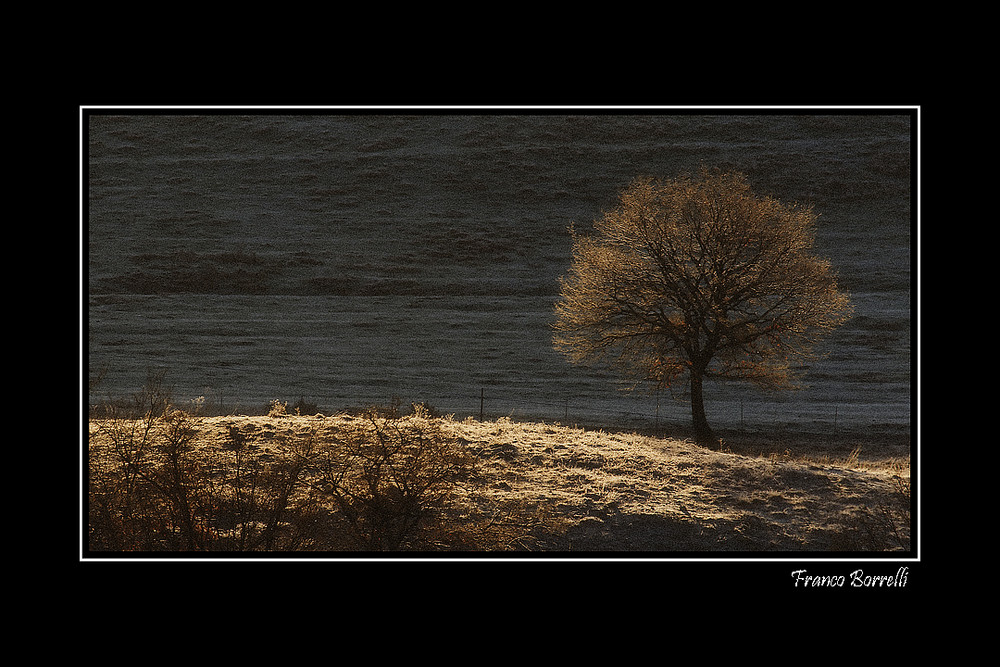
315;410;475;550
831;466;911;552
89;408;324;552
89;387;478;552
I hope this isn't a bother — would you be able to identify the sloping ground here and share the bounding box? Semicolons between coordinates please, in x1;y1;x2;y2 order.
439;416;910;553
86;412;911;554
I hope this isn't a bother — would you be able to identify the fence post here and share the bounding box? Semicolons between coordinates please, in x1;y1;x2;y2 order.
480;388;484;421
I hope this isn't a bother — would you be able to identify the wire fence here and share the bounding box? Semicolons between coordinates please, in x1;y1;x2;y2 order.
198;386;688;433
315;386;807;436
466;387;679;430
96;379;907;439
330;386;908;438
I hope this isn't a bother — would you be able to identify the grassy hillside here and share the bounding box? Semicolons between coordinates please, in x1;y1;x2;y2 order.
86;403;910;555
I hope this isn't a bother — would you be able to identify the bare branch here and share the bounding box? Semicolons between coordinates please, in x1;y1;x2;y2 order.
553;169;853;443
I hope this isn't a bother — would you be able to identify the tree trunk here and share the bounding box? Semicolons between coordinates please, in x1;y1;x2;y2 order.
689;369;717;445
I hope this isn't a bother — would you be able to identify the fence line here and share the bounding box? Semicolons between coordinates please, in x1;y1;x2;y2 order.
150;384;877;435
373;386;696;433
363;386;869;436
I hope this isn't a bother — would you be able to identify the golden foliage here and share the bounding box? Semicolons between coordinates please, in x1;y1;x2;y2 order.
553;168;853;406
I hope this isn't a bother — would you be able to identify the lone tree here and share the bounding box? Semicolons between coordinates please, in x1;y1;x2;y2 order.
553;169;853;444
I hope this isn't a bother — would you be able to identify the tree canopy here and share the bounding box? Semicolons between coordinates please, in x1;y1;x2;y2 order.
553;169;853;444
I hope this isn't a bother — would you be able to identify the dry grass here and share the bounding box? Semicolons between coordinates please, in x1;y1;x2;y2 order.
86;409;911;555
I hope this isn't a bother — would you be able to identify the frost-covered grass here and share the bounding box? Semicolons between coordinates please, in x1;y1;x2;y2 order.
86;407;910;555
